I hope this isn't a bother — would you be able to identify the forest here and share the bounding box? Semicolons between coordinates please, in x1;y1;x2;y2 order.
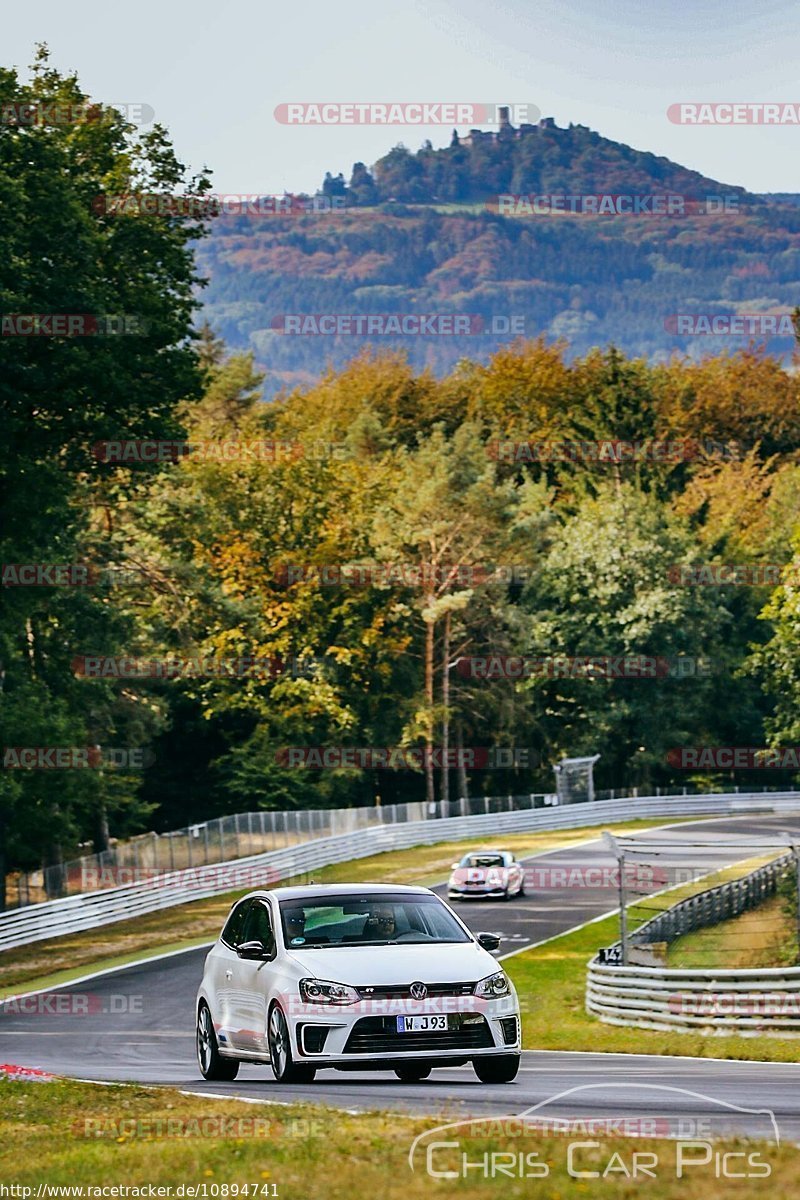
3;54;800;900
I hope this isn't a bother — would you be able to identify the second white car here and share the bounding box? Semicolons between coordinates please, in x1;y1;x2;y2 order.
448;849;526;901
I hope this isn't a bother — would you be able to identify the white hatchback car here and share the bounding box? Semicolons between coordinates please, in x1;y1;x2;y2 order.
448;849;526;901
196;884;520;1085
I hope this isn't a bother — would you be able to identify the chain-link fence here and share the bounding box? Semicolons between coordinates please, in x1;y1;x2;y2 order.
631;853;793;948
7;793;554;908
6;782;797;909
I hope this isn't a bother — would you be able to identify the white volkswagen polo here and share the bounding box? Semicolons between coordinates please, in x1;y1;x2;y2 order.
196;884;521;1085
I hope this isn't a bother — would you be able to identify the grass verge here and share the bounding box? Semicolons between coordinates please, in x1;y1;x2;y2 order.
668;893;799;969
0;1077;793;1196
0;818;695;996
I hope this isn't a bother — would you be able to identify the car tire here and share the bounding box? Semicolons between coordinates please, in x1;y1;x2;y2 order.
394;1064;432;1082
268;1005;317;1084
196;1003;240;1081
472;1055;520;1084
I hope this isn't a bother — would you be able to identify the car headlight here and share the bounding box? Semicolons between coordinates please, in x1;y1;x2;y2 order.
299;978;360;1005
474;971;511;998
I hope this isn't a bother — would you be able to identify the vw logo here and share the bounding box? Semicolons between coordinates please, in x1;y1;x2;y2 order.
410;981;427;1000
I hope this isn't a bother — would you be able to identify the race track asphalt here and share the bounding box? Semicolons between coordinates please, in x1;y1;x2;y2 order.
3;810;800;1140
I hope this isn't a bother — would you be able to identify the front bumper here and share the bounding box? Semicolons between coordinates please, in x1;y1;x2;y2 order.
448;886;508;898
285;994;520;1062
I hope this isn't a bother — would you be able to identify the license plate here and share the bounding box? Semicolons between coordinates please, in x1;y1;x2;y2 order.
396;1014;448;1033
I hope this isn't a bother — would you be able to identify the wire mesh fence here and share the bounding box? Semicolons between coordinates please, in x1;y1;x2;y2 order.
598;829;800;969
6;782;799;910
6;793;554;908
631;853;793;948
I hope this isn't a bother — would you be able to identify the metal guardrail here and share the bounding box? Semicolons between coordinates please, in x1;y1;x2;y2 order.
12;794;563;908
2;790;800;954
586;960;800;1036
587;850;800;1035
630;853;792;948
13;783;792;908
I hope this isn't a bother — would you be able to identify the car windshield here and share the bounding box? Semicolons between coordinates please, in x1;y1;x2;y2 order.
278;892;471;947
459;853;506;868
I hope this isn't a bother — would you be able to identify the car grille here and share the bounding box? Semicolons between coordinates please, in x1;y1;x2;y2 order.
356;981;478;1000
343;1015;493;1054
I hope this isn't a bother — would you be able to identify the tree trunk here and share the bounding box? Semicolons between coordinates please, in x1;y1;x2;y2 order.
441;611;451;808
24;617;36;677
93;801;110;854
456;723;469;802
424;615;435;806
43;841;65;899
0;810;6;912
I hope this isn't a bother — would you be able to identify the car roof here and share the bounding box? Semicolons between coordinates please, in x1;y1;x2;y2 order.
235;883;436;903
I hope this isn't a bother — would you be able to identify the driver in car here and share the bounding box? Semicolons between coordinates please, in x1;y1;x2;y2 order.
284;909;307;942
362;905;396;940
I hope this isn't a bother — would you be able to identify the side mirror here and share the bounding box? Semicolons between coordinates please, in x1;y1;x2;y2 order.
451;863;460;870
237;939;273;960
477;932;501;951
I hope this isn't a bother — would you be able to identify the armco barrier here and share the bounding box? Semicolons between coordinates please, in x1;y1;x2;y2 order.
2;791;800;952
587;847;800;1036
15;784;778;908
630;852;793;947
586;960;800;1037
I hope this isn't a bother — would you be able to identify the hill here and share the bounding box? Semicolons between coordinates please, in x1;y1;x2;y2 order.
195;117;800;396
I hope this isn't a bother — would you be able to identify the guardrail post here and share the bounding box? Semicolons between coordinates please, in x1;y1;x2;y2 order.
789;839;800;960
602;832;628;965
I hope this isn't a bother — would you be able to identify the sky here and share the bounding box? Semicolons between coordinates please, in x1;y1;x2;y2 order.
4;0;800;195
